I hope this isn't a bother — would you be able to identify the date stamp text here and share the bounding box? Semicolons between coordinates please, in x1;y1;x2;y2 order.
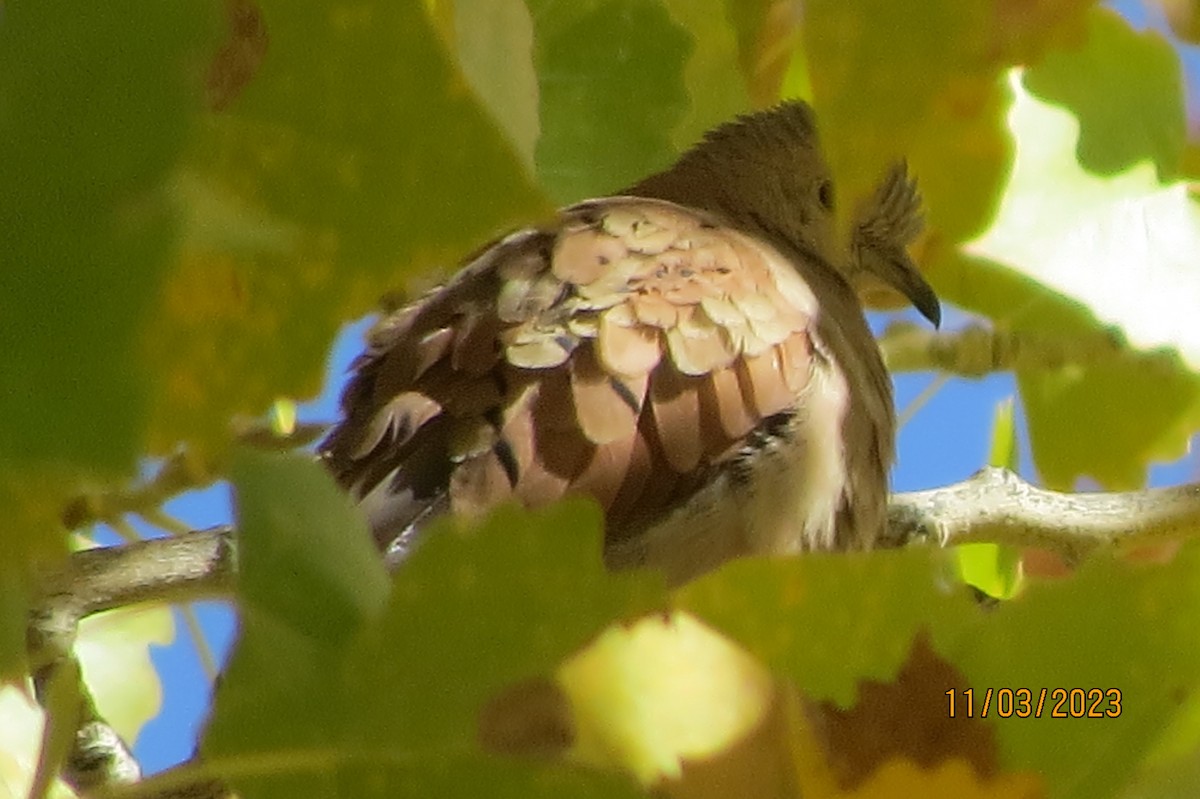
946;688;1122;718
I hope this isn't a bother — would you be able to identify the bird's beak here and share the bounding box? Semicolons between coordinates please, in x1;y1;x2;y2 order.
860;247;941;328
851;162;940;327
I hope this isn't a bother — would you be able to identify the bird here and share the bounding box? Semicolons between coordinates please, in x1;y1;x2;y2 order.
319;100;940;586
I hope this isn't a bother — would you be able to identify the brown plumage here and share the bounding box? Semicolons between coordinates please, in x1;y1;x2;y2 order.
320;100;939;585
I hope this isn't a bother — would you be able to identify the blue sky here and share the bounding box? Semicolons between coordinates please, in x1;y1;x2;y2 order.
119;0;1200;774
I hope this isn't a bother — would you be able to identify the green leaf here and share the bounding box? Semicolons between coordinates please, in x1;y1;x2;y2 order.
527;0;692;203
0;688;78;799
0;0;221;568
800;0;1015;241
988;397;1021;473
142;0;551;457
661;0;752;147
679;548;980;707
1125;690;1200;798
1023;7;1186;178
955;398;1023;599
967;73;1200;368
202;606;350;798
453;0;540;172
1017;348;1200;490
559;612;775;784
268;399;297;438
331;757;644;799
341;501;664;747
203;500;663;797
950;542;1200;798
0;570;29;682
231;450;388;645
955;542;1023;602
718;0;798;105
28;661;83;799
683;542;1200;798
0;1;219;474
928;246;1200;491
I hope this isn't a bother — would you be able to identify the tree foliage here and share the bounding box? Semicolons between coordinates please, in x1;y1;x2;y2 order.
4;1;1200;797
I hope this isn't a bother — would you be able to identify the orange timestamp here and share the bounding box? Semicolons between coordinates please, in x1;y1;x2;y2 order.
946;688;1123;719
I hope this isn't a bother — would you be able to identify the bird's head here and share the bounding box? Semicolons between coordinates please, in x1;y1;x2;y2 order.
629;100;941;327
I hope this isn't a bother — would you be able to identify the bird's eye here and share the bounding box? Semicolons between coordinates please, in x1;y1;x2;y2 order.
817;180;835;211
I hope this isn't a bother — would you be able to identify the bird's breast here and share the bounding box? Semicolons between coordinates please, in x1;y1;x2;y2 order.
604;354;852;585
738;358;850;554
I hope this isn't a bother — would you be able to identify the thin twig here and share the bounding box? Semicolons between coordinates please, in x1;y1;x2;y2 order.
896;372;949;430
179;604;220;681
58;417;324;533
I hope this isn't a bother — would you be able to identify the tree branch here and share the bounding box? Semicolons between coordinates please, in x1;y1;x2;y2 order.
33;527;236;630
885;466;1200;564
878;319;1130;376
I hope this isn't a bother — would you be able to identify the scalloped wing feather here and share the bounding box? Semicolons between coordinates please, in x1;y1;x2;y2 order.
320;196;822;552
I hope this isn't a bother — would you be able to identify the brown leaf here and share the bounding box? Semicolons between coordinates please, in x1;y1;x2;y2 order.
842;757;1044;799
666;664;1046;799
477;675;575;758
991;0;1096;63
809;632;998;790
1156;0;1200;44
206;0;269;111
723;0;800;107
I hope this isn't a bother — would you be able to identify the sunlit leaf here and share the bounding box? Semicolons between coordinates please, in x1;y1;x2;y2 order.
962;69;1200;487
560;612;773;784
0;690;78;799
77;605;175;744
967;72;1200;368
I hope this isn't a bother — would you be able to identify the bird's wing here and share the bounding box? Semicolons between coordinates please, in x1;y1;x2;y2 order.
320;196;826;554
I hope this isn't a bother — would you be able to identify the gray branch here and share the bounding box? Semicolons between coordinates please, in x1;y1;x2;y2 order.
885;467;1200;565
34;528;236;624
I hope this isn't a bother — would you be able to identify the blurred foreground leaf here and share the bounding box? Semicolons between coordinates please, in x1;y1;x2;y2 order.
206;466;663;796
